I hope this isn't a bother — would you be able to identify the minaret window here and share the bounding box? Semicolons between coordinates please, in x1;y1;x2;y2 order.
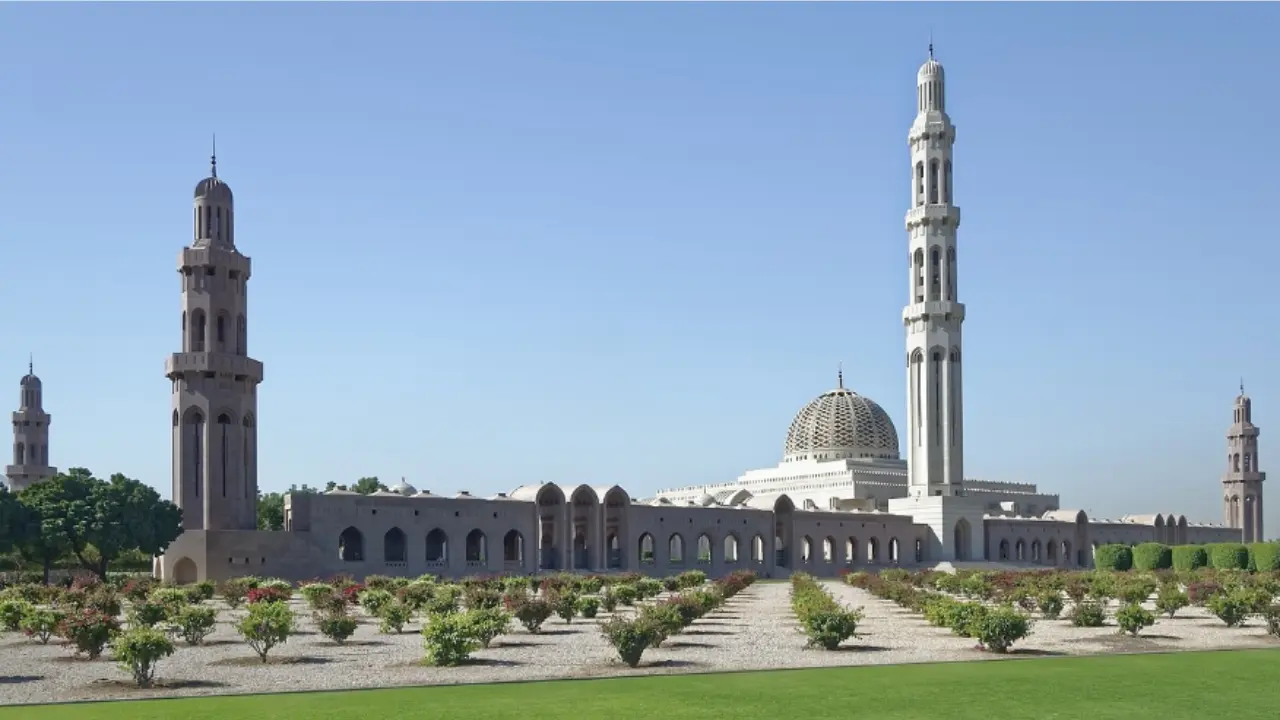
191;311;207;353
913;249;924;303
944;160;952;203
915;162;924;206
928;248;941;301
1234;453;1241;472
216;314;226;349
929;159;940;204
14;443;22;465
218;413;231;497
1244;453;1252;472
236;315;247;355
946;248;957;301
932;351;942;442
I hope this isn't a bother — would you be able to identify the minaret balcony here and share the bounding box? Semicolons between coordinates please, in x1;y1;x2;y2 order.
5;464;55;477
167;352;264;382
905;204;961;229
177;246;252;274
903;301;966;323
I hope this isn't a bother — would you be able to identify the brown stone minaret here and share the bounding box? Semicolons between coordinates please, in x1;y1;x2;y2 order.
1223;382;1265;542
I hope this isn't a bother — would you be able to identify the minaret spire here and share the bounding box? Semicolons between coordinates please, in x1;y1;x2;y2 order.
837;362;844;389
27;353;32;376
210;134;218;178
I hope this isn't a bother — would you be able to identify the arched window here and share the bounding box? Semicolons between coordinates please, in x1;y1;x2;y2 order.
426;529;448;563
945;247;956;301
696;534;712;564
384;527;407;563
915;161;925;206
639;533;656;564
723;535;739;563
929;247;941;301
339;527;364;562
751;535;765;563
504;530;524;564
217;413;231;497
465;530;487;564
236;314;247;355
928;159;940;203
668;534;685;564
216;314;226;346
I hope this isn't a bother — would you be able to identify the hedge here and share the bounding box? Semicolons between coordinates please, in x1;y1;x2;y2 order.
1248;542;1280;572
1094;544;1133;571
1208;543;1250;570
1171;545;1208;571
1132;543;1172;571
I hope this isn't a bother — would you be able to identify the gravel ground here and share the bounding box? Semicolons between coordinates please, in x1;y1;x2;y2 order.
0;581;1274;706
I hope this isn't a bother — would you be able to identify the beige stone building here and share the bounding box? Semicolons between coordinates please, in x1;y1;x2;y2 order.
154;52;1250;584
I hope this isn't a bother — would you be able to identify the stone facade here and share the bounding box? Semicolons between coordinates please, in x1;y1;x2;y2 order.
154;51;1247;585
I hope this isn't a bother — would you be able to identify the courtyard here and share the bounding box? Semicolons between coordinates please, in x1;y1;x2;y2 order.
0;570;1277;707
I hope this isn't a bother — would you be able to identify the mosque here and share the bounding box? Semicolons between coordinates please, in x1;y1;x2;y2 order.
5;53;1256;584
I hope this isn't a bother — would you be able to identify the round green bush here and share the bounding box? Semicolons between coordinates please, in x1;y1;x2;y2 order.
1115;602;1155;637
1132;543;1172;571
1209;543;1250;571
1172;545;1208;571
973;606;1032;653
1093;545;1133;572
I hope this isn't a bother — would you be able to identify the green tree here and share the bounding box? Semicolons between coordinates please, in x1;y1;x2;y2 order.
351;477;386;495
14;493;67;585
0;486;22;553
21;469;183;580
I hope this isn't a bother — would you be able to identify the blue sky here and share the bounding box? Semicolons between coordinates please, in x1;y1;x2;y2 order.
1;3;1275;533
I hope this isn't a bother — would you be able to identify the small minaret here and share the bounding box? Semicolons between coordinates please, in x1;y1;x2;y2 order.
1223;382;1265;542
904;44;965;496
167;147;263;531
5;358;57;492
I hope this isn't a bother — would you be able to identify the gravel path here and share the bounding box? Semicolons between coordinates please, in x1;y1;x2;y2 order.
0;581;1274;706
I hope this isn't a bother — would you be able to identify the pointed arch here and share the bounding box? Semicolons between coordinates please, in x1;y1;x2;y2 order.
823;536;836;563
846;537;858;564
867;537;880;564
801;535;814;564
503;530;524;564
639;532;656;565
465;529;487;565
751;534;765;564
696;533;713;564
723;534;740;563
339;526;364;562
889;537;900;564
426;528;448;564
1015;539;1026;561
384;527;407;563
668;533;685;564
998;538;1010;560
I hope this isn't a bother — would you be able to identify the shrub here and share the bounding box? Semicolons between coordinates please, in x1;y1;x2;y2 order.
317;613;359;645
219;578;253;609
129;600;169;629
1068;601;1106;628
790;573;865;650
600;615;657;668
121;577;158;604
378;600;414;634
301;583;338;609
612;584;638;606
246;587;292;605
463;584;502;611
189;580;216;602
1263;604;1280;639
0;599;33;632
600;588;618;613
1210;543;1250;571
677;570;707;589
236;600;294;662
1154;585;1189;618
423;585;462;616
421;612;480;666
550;591;579;624
1037;593;1064;619
357;588;395;616
111;627;175;688
638;602;685;647
59;609;122;659
1093;545;1133;572
506;595;553;633
973;606;1032;653
1132;543;1173;572
1207;591;1252;627
1172;545;1208;572
1117;579;1157;605
171;605;217;646
577;596;600;619
21;607;64;644
462;607;511;648
1115;602;1155;637
397;582;434;612
1250;543;1280;572
1187;580;1224;605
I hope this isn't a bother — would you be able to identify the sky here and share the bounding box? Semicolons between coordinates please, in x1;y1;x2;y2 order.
0;3;1276;534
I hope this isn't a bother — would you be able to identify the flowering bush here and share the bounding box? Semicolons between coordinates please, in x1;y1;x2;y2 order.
549;591;579;624
219;578;254;609
151;587;193;614
1186;580;1223;606
358;589;395;616
1155;585;1189;618
505;594;553;633
600;615;657;668
246;587;292;605
121;577;158;604
423;585;462;616
0;599;33;632
790;573;863;650
1036;593;1064;619
129;600;169;629
612;585;638;606
462;607;511;648
463;584;503;611
59;609;122;659
576;596;600;619
1207;591;1252;627
972;606;1032;653
637;602;685;647
236;601;294;662
111;627;174;688
599;588;618;613
1068;601;1106;628
397;582;435;612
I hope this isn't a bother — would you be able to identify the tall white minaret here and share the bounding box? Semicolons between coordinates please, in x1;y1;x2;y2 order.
1223;382;1264;542
5;358;57;492
904;45;965;497
166;147;263;531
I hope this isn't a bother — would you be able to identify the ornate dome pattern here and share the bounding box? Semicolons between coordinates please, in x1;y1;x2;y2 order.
784;385;900;460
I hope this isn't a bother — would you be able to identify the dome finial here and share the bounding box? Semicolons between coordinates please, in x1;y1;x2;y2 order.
837;362;844;389
28;353;32;376
1241;377;1246;395
210;133;218;178
928;30;934;60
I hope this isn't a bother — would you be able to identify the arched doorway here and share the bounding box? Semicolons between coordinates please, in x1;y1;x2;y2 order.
953;518;971;561
173;557;198;585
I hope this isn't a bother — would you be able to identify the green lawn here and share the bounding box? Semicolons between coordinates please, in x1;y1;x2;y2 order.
5;649;1278;720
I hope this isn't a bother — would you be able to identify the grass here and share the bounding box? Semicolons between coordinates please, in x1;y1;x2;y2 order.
4;648;1278;719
